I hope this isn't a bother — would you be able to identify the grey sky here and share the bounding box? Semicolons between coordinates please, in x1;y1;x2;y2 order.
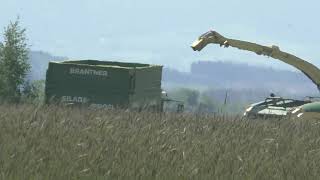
1;0;319;71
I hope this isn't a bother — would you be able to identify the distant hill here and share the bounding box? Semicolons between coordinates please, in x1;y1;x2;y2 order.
163;61;318;95
28;51;66;80
26;52;319;96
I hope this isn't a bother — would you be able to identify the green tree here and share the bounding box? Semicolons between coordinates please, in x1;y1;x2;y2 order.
168;88;200;112
186;90;199;107
0;18;30;102
198;94;216;113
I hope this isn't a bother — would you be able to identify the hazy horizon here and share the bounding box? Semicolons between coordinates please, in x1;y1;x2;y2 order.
2;0;320;71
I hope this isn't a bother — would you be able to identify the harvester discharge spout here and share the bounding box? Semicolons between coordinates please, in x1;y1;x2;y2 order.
191;29;320;119
191;30;320;91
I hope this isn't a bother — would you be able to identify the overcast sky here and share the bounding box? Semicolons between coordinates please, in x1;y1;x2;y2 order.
1;0;319;71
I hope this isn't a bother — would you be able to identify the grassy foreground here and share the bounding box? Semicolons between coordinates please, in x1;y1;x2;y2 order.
0;104;320;179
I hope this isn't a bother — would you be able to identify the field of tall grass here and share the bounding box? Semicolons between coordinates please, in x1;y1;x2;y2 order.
0;104;320;179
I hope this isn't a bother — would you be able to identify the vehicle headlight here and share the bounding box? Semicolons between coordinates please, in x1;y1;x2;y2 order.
297;113;304;118
243;106;253;116
246;106;253;112
291;108;301;114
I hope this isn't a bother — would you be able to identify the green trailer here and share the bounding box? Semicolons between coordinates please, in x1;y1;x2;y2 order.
45;60;164;111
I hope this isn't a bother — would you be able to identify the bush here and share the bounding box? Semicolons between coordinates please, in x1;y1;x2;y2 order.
21;80;45;104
